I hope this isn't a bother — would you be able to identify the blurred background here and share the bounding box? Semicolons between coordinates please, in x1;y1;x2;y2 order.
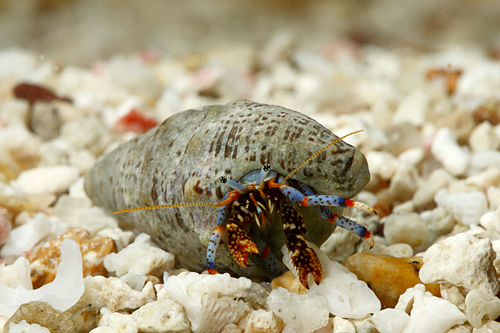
2;0;500;65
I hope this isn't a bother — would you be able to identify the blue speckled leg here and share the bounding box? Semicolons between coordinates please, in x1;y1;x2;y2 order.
299;183;333;220
206;194;230;274
278;183;374;247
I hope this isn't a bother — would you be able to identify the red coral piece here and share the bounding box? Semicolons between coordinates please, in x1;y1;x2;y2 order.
113;109;159;134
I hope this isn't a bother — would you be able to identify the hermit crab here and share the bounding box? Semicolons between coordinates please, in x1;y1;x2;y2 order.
84;100;374;287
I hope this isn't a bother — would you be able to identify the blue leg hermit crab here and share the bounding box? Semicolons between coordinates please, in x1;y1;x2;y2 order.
84;100;375;287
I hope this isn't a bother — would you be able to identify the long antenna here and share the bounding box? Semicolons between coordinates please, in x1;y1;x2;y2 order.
280;130;363;184
114;202;220;215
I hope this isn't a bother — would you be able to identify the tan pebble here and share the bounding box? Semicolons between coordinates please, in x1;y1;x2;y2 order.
271;270;307;295
345;253;440;308
4;301;98;333
28;229;116;288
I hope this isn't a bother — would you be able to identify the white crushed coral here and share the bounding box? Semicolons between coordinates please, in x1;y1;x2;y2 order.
104;233;174;277
244;309;283;333
372;308;410;333
394;284;466;333
464;289;500;328
78;276;150;312
275;242;380;323
383;212;430;249
434;189;489;225
419;232;499;295
94;298;190;333
0;257;32;289
8;320;50;333
0;239;84;317
431;127;470;176
0;213;52;257
163;272;252;333
11;165;79;195
267;287;329;332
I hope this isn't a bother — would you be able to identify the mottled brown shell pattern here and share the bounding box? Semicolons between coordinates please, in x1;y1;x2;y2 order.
84;100;370;279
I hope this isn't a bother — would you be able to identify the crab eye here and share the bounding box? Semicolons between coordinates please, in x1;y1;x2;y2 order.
219;176;227;184
263;164;271;172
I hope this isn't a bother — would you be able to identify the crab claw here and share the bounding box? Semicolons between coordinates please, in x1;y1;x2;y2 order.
289;244;323;288
226;223;259;267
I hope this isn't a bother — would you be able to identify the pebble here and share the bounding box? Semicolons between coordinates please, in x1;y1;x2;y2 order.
388;163;419;203
412;169;453;210
163;273;252;333
0;213;52;257
245;309;283;333
11;165;79;195
419;233;499;295
345;253;440;308
0;239;84;318
371;308;410;333
280;243;380;319
395;284;466;333
431;127;471;176
393;90;428;126
469;122;500;152
77;275;150;312
465;290;500;328
28;229;116;288
104;233;174;277
434;189;489;225
383;213;430;249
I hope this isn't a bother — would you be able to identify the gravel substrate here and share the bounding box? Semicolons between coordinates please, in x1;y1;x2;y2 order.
1;35;500;332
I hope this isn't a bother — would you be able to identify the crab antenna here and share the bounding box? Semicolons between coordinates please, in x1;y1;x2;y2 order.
281;130;363;184
114;202;220;215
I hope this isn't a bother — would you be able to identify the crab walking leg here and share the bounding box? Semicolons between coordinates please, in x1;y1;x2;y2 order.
206;201;230;274
329;214;375;248
280;200;322;288
299;183;334;220
275;181;374;247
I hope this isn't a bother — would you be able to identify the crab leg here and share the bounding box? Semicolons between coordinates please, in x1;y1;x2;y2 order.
273;181;374;247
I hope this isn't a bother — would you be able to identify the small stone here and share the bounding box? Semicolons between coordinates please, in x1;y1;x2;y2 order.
472;320;500;332
487;186;500;210
420;207;455;241
245;309;283;333
7;320;50;333
440;285;466;312
470;150;500;172
164;272;252;333
419;233;499;295
267;287;329;333
132;297;191;333
77;276;150;312
28;229;116;288
434;189;489;225
271;270;307;295
11;165;79;195
332;316;356;333
345;253;440;308
395;284;466;333
431;127;470;176
5;301;98;333
365;151;398;180
0;239;84;318
0;213;52;257
0;257;32;289
104;233;174;277
412;169;453;210
469;122;500;152
393;90;428;126
371;308;410;333
466;167;500;190
383;213;430;249
388;163;419;203
281;243;381;319
465;290;500;328
479;207;500;234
